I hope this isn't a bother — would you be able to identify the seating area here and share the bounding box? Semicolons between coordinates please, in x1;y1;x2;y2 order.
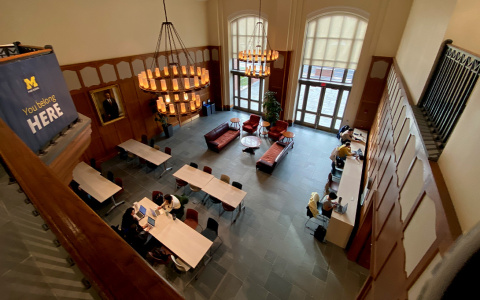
204;122;240;152
256;141;294;174
84;110;368;299
267;120;289;141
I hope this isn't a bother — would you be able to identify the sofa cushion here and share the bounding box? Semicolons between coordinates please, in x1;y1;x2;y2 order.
261;143;285;163
204;123;229;141
214;130;238;148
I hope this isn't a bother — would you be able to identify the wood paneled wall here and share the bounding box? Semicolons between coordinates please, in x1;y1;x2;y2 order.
354;57;393;130
269;51;292;122
60;46;221;162
357;61;462;299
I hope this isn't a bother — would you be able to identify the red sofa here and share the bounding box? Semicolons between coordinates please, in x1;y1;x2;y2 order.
242;114;261;134
204;122;240;152
256;141;293;173
268;120;289;141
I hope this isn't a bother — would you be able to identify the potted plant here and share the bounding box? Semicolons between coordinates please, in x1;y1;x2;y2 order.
155;113;173;138
262;91;282;126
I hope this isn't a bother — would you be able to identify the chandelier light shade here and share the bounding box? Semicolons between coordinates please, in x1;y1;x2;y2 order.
238;0;278;79
139;0;209;119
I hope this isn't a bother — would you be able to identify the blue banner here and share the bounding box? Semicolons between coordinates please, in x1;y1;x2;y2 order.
0;52;78;153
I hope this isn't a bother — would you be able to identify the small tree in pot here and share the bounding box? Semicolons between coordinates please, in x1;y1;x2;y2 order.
262;91;282;126
155;113;173;138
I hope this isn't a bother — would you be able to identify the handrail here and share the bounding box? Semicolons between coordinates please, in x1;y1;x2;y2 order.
0;118;183;300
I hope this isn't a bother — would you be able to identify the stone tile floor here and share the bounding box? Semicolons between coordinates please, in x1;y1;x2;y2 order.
95;110;369;300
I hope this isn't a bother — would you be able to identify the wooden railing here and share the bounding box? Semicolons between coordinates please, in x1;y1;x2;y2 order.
0;118;183;300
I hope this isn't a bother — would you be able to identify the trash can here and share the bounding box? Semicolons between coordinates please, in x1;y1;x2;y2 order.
209;103;216;114
202;104;211;116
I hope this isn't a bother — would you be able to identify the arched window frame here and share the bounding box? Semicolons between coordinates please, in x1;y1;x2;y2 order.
229;15;269;113
295;12;368;131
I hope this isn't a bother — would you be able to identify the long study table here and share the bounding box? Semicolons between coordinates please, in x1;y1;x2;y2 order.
72;162;124;214
173;164;247;221
136;197;213;268
118;139;172;177
325;128;367;248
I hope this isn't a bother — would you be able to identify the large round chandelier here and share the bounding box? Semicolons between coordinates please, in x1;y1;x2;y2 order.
137;0;209;118
237;0;279;79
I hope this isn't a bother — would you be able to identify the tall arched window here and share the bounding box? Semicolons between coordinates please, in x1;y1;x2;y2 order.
230;16;268;113
295;13;368;131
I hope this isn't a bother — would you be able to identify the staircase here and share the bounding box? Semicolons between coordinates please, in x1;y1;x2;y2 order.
0;168;100;300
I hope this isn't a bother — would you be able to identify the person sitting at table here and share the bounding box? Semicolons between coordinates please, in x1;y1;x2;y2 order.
340;128;355;143
337;141;356;160
158;194;182;216
121;208;148;235
322;192;339;219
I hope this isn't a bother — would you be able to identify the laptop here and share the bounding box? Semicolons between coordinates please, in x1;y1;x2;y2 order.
150;208;161;217
335;203;348;214
147;216;155;228
136;205;147;219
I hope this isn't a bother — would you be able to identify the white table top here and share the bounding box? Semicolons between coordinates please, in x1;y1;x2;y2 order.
241;136;261;148
173;165;214;189
72;162;121;203
118;139;171;166
136;197;212;268
202;178;247;208
326;128;368;248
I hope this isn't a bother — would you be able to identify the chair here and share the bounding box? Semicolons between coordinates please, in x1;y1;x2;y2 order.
146;251;170;267
154;145;160;150
326;172;339;193
118;148;128;160
107;171;114;182
175;177;188;192
90;158;101;172
242;114;261;134
190;162;198;169
114;178;124;197
267;120;289;141
232;181;242;190
171;255;191;272
221;203;236;224
141;134;148;145
331;161;343;182
201;218;223;255
149;138;155;148
189;166;212;195
184;209;202;230
152;191;164;206
220;174;230;184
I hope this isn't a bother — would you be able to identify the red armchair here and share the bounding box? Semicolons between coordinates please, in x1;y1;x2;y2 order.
242;114;261;134
268;120;289;141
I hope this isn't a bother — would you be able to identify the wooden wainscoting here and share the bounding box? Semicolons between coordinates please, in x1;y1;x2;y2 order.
61;46;222;163
355;61;462;299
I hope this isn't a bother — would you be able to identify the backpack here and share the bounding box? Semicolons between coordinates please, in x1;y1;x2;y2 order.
336;157;345;169
337;125;350;139
314;225;327;242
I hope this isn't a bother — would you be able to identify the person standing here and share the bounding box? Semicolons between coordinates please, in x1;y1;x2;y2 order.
158;194;182;215
102;91;120;121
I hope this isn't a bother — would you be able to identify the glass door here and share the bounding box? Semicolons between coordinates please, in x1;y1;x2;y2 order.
295;82;350;132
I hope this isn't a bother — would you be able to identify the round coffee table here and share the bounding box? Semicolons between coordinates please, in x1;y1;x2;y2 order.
241;136;262;154
230;118;240;129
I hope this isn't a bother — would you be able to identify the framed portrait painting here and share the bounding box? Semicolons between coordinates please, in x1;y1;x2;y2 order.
89;85;125;126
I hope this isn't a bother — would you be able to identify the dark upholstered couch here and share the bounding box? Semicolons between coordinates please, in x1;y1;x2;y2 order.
204;122;240;152
256;141;293;173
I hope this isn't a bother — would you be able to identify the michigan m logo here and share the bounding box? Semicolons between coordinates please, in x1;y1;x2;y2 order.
24;76;38;90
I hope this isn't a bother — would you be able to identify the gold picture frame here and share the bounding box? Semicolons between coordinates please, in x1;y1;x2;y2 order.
89;85;126;126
